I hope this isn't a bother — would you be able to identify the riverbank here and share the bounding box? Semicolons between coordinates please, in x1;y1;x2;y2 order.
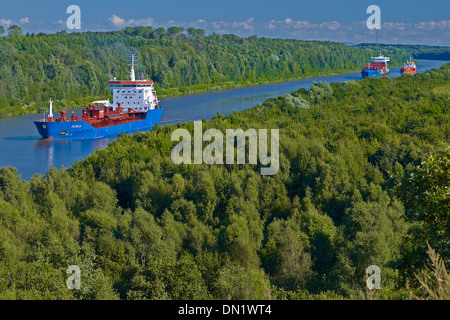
156;67;368;99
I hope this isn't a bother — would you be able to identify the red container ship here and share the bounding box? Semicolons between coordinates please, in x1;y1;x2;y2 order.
361;53;390;78
400;57;417;75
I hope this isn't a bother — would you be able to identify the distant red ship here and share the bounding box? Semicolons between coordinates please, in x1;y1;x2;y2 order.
400;57;417;75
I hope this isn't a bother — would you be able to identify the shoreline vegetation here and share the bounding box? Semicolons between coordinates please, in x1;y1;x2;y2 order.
157;66;366;97
1;25;449;118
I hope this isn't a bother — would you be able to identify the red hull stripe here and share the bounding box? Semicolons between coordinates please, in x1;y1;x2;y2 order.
108;81;154;85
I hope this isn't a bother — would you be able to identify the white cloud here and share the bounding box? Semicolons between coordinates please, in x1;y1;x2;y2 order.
320;21;341;31
414;20;450;30
211;21;223;29
189;19;208;28
212;18;255;33
108;14;154;28
383;22;408;31
436;20;450;29
0;18;13;26
20;17;30;24
135;17;154;27
232;18;254;31
268;18;341;32
108;14;133;27
268;18;316;32
265;18;450;45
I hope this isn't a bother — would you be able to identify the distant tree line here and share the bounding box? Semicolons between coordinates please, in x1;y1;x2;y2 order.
357;43;450;61
0;25;435;117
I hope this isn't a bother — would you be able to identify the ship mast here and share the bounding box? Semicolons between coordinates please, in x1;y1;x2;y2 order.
49;98;53;117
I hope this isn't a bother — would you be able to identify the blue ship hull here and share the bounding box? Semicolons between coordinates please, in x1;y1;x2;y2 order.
361;69;389;78
34;108;163;140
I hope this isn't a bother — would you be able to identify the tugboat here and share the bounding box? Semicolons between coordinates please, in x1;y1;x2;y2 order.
34;54;163;140
400;57;417;75
361;53;390;78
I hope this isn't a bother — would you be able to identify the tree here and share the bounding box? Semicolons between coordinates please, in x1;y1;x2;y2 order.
187;28;205;38
7;25;22;37
214;263;272;299
221;214;260;266
153;27;167;39
167;26;185;39
308;81;333;103
261;218;313;290
394;147;450;273
284;94;311;109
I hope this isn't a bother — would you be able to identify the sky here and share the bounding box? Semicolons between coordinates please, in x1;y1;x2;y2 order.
0;0;449;45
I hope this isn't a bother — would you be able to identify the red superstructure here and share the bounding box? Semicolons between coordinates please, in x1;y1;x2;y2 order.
400;57;417;75
46;103;151;129
107;80;154;85
78;104;149;128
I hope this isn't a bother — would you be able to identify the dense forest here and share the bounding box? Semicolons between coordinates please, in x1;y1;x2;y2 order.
0;62;448;300
357;43;450;61
2;25;447;118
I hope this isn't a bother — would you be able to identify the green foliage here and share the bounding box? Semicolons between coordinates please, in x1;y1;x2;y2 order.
393;147;450;285
284;94;311;109
7;25;22;37
0;63;448;299
214;262;272;299
395;147;449;252
357;43;450;61
308;81;333;103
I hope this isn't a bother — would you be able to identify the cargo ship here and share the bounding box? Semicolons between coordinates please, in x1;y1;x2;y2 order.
34;55;163;140
400;57;417;75
361;53;390;78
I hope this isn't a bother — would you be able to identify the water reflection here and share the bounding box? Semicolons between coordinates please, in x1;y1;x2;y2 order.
32;135;115;177
4;136;39;141
35;139;55;171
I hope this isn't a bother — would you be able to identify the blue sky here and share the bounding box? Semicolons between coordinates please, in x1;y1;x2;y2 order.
1;0;449;45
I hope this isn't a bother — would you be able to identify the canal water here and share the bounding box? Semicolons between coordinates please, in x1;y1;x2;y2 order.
0;59;447;180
